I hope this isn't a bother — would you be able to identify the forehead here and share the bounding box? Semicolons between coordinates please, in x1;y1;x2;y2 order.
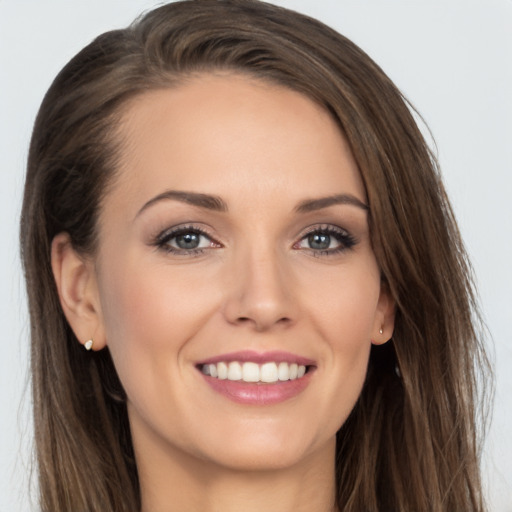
107;73;365;217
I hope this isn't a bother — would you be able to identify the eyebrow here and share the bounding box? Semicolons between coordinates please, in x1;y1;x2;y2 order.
136;190;368;219
136;190;228;218
294;194;369;213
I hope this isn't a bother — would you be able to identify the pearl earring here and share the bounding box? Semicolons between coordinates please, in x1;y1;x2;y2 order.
84;339;93;351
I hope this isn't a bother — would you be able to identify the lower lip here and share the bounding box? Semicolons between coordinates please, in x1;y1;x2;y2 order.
200;370;314;405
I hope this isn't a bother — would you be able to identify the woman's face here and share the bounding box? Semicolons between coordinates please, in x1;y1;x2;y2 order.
91;74;393;472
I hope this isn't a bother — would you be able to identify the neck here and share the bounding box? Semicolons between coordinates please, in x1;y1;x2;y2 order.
138;437;337;512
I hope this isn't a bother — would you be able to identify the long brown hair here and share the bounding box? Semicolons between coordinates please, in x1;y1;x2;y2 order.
20;1;491;510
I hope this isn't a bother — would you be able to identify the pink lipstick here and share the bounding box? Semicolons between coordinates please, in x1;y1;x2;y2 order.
197;350;316;405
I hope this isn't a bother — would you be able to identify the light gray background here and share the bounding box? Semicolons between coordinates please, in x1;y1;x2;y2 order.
1;1;510;510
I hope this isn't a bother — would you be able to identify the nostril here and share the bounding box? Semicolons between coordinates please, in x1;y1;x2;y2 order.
273;316;292;327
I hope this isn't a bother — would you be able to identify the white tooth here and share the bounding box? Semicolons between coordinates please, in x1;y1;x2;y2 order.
242;362;260;382
289;363;298;380
297;365;306;378
278;362;290;381
227;361;242;381
261;362;278;383
202;365;210;376
217;362;228;380
209;364;218;378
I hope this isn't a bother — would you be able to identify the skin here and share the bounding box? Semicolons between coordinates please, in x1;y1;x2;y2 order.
52;74;395;512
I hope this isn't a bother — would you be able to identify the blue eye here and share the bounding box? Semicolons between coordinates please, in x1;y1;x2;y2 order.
153;224;355;257
155;226;217;254
307;233;333;250
296;226;356;254
173;232;205;250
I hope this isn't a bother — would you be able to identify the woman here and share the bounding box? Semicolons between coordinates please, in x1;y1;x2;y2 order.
20;0;490;510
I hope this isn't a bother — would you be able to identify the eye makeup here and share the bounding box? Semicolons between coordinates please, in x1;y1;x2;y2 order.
150;221;358;259
152;224;222;256
293;224;357;256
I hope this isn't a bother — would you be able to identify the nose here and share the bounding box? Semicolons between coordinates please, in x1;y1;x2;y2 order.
223;245;297;332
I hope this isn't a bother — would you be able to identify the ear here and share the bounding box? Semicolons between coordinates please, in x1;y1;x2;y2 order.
51;232;106;351
371;281;396;346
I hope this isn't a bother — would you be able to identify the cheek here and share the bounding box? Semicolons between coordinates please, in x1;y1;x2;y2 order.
327;278;379;376
96;259;220;389
302;259;381;351
299;262;380;430
100;258;211;334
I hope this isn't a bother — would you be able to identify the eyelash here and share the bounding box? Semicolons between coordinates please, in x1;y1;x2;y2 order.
153;225;219;256
295;225;357;256
152;224;357;257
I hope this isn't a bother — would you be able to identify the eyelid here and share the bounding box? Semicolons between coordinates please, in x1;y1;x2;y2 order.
293;223;357;254
150;222;357;257
295;223;351;242
299;223;349;236
152;223;222;254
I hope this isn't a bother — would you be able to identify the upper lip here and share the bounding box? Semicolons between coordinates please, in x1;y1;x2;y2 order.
196;350;316;367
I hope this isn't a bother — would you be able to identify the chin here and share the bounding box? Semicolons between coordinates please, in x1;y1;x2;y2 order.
193;424;334;473
206;445;313;473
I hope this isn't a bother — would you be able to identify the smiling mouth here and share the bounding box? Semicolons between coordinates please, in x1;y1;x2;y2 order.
199;361;312;383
